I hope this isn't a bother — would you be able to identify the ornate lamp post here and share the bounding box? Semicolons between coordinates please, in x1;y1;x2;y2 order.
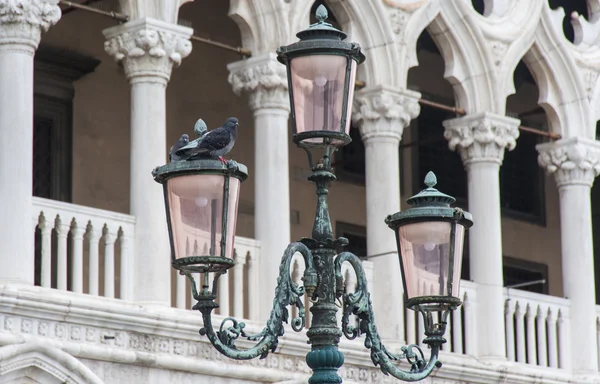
153;5;473;383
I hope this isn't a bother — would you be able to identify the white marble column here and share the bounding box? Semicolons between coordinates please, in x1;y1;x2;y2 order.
228;53;291;322
538;137;600;373
353;86;420;344
104;18;192;304
444;112;520;360
0;1;60;284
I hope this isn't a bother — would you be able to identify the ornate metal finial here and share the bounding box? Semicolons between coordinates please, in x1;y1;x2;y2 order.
424;171;437;188
406;171;455;207
316;4;328;22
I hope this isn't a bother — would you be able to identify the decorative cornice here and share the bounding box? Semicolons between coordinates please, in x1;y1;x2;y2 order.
103;18;193;83
0;0;61;49
227;52;289;112
537;137;600;188
353;86;420;143
443;112;520;165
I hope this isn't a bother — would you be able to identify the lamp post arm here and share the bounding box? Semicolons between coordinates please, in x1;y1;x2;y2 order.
192;242;318;360
334;252;442;381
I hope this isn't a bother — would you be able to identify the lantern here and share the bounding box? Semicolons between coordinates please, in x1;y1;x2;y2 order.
153;159;248;274
276;5;365;147
385;171;473;312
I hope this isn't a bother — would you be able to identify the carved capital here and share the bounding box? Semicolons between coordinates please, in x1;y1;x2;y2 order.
227;52;289;112
0;0;60;49
537;137;600;188
353;86;420;143
103;18;192;83
443;113;520;165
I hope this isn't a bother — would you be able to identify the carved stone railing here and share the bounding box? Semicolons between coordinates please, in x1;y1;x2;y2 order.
32;197;136;300
504;288;571;369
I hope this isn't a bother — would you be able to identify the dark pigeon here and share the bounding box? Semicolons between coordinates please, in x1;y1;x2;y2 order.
169;134;189;162
178;117;239;163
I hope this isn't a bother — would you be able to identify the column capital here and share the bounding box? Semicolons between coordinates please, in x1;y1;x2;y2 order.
443;112;520;165
227;52;289;112
103;18;192;84
537;137;600;188
353;85;420;143
0;0;61;50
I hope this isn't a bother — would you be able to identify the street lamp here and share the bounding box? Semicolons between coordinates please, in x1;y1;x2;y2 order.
153;5;472;383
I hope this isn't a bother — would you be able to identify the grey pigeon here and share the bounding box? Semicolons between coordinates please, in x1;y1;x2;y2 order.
179;117;239;163
169;134;189;162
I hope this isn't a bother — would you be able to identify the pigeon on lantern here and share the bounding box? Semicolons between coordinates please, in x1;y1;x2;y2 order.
169;134;189;162
176;117;239;164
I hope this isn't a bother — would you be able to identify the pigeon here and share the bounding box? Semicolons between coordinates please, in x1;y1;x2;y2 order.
169;134;189;162
178;117;239;164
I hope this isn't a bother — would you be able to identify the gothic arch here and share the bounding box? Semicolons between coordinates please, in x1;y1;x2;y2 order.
521;5;593;138
0;342;102;384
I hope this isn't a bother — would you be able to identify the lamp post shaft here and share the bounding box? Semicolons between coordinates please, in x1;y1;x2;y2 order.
305;167;344;384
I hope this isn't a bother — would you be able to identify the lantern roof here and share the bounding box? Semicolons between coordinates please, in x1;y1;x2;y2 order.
385;171;473;229
152;158;248;185
406;171;456;207
276;5;365;64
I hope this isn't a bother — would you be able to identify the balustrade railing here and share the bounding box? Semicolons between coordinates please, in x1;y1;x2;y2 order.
32;197;135;300
504;288;570;369
28;198;589;372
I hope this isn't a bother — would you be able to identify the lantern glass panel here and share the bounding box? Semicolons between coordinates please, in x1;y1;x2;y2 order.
397;221;465;301
290;55;357;144
166;174;240;261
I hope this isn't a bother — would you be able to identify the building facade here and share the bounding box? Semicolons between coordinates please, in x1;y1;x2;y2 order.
0;0;599;382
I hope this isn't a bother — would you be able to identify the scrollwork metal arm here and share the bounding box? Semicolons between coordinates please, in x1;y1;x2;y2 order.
335;252;443;382
190;242;317;360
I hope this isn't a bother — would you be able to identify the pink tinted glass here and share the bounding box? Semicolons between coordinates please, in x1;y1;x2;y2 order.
397;222;465;302
290;55;357;145
166;174;240;260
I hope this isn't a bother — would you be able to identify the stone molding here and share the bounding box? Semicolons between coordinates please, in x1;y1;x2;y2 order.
103;18;192;83
537;137;600;188
0;284;587;384
227;52;289;112
352;86;420;143
443;112;520;165
0;0;60;49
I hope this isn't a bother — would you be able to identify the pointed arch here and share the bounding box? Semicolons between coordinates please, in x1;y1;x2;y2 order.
521;5;593;137
0;342;102;384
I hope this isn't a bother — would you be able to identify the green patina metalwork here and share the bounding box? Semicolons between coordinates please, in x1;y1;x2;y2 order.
276;5;365;147
334;252;447;381
153;157;248;271
155;7;473;383
188;242;317;360
385;171;473;312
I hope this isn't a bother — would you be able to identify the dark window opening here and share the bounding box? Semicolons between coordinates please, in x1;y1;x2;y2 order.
413;103;467;202
334;126;365;184
33;95;73;202
336;222;367;259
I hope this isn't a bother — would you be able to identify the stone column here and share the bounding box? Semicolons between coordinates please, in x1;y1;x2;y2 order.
353;86;420;344
228;53;291;322
538;137;600;373
0;1;60;284
104;18;192;304
443;112;520;360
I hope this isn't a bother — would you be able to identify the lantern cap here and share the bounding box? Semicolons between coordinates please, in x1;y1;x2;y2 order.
296;5;347;41
406;171;456;208
276;5;365;64
385;171;473;229
152;158;248;185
